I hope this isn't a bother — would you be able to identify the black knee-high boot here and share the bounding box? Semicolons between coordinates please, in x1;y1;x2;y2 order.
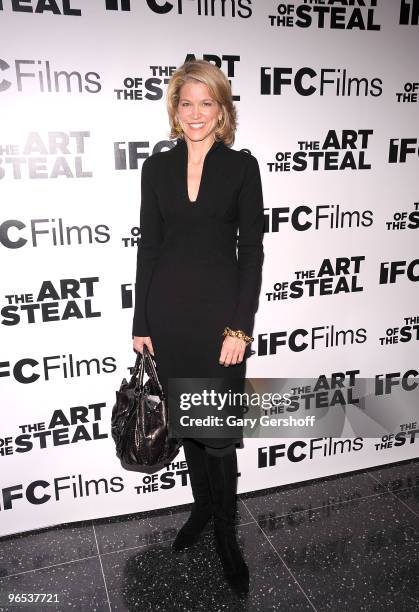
204;446;249;596
172;438;213;551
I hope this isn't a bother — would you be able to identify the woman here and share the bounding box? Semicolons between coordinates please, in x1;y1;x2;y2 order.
132;59;264;596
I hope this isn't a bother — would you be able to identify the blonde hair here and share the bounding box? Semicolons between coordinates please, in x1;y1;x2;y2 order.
166;59;237;146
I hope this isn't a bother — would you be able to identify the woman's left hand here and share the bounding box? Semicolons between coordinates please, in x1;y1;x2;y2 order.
219;335;246;366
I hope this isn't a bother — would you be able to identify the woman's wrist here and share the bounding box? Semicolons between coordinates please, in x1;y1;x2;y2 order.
222;326;254;346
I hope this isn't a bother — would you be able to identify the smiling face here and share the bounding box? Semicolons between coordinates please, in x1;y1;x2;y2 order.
176;80;222;145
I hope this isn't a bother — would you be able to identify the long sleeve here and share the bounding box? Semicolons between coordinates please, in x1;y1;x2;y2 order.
132;157;164;337
229;153;265;336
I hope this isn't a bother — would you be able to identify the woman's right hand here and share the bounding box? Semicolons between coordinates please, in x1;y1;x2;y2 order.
133;336;154;356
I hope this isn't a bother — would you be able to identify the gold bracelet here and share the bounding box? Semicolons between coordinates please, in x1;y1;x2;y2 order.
223;326;254;346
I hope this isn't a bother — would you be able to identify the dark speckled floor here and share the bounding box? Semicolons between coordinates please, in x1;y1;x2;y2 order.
0;457;418;611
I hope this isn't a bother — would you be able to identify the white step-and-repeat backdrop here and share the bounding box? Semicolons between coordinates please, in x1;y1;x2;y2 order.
1;1;418;537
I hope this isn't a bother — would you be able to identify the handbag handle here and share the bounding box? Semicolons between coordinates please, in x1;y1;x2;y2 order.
143;346;164;396
130;346;164;396
134;351;147;393
128;353;144;388
141;347;168;425
128;351;144;388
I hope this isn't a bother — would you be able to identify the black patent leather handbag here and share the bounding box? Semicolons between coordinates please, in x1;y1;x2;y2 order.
111;346;181;469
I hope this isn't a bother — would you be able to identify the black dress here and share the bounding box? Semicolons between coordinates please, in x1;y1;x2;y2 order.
132;137;264;448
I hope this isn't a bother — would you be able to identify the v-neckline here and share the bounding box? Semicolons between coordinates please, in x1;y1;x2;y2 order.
177;137;222;205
